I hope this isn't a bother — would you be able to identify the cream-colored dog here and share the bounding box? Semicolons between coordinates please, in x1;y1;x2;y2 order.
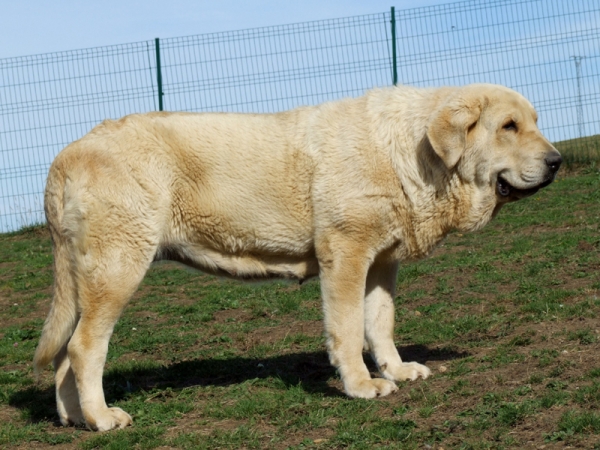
34;83;561;431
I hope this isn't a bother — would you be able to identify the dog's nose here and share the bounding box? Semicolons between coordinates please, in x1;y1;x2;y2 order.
545;153;562;173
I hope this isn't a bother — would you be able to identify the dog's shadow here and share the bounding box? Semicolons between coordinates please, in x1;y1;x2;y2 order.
11;344;468;424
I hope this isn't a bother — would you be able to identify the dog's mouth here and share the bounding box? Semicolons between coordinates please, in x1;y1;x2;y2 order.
496;175;554;200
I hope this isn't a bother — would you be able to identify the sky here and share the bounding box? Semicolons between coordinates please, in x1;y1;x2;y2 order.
1;0;457;59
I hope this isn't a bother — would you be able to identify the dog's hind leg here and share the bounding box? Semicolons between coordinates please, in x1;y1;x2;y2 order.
364;260;431;382
54;343;84;426
66;233;156;431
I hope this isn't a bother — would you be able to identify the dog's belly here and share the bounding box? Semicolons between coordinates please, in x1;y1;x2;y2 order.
156;242;320;281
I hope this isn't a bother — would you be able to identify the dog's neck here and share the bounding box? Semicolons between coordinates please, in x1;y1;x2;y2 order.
367;88;498;257
387;169;497;261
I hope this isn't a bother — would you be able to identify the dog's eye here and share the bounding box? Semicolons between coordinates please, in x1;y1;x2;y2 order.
503;120;518;132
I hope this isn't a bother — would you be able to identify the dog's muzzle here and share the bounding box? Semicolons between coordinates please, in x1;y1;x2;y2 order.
497;152;562;199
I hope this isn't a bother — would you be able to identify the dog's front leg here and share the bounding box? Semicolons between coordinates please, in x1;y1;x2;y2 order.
318;239;398;398
364;260;431;382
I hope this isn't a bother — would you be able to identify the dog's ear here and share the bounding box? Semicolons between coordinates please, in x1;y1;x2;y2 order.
427;94;482;169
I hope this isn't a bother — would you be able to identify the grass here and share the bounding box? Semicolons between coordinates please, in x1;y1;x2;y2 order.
0;159;599;448
554;134;600;169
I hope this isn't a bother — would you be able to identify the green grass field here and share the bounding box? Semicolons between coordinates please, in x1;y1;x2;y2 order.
0;162;599;449
555;134;600;169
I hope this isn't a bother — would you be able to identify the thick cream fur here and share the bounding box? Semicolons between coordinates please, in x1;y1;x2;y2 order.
34;83;560;430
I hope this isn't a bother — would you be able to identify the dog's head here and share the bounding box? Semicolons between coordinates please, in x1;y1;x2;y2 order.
426;84;561;229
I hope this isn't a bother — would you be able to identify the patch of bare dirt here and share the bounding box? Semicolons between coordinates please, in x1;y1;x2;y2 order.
245;320;323;345
212;308;254;324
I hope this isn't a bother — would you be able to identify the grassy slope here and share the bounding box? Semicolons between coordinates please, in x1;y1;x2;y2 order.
0;167;599;449
554;134;600;168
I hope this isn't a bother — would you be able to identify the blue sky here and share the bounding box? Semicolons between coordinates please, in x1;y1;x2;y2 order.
1;1;456;58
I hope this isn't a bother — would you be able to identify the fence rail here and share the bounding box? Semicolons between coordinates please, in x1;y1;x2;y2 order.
1;0;599;232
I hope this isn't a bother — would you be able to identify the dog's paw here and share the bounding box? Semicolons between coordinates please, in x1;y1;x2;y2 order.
85;407;133;432
344;378;398;399
381;361;431;381
59;411;85;427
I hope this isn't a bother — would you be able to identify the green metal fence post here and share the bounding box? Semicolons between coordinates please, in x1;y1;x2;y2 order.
390;6;398;86
155;37;164;111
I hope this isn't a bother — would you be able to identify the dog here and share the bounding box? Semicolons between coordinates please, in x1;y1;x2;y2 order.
33;83;561;431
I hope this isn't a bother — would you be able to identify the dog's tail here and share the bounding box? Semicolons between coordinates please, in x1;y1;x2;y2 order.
33;156;80;375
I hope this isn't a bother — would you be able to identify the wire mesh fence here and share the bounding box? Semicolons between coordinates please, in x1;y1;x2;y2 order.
158;14;393;114
1;0;599;232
